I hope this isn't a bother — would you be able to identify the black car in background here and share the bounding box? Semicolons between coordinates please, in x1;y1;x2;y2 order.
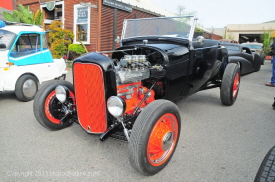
222;43;261;75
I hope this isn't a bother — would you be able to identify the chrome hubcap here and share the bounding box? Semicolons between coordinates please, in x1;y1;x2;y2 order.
162;132;173;151
22;79;36;98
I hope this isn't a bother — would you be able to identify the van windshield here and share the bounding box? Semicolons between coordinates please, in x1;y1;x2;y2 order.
0;29;16;50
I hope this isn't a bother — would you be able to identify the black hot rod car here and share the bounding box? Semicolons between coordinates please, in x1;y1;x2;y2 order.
33;16;240;176
222;43;262;75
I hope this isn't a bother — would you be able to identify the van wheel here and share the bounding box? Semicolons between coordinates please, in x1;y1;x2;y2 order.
128;100;181;176
15;75;38;102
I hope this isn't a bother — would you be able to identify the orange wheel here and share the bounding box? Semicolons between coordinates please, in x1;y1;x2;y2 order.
128;100;181;176
33;80;75;130
221;63;241;106
44;90;75;124
232;72;240;98
147;113;179;166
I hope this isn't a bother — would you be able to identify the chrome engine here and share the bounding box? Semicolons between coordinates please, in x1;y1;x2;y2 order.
114;55;151;84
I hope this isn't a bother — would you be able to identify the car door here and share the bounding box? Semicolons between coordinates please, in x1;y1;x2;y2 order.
188;46;219;94
240;47;255;71
240;47;253;63
8;33;54;81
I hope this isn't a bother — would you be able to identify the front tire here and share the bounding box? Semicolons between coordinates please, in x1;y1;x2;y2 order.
128;100;181;176
33;80;75;130
15;75;38;102
220;63;240;106
254;145;275;182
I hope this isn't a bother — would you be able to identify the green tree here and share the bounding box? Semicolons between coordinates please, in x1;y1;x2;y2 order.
3;4;43;25
176;6;196;16
175;6;197;33
260;31;272;55
48;21;74;59
175;5;205;38
68;44;86;55
227;33;235;40
68;43;87;60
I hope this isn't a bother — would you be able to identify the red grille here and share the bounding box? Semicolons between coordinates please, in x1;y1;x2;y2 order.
73;63;107;133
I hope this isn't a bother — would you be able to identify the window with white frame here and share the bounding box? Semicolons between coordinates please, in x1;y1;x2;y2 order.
74;4;90;44
41;1;64;26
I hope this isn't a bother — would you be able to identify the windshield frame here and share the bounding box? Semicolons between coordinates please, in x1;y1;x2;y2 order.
121;16;197;42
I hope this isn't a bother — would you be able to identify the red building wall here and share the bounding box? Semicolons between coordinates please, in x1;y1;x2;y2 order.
101;5;157;52
203;32;223;40
1;0;14;10
15;0;40;11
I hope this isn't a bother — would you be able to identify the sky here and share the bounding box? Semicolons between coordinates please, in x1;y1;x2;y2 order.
151;0;275;28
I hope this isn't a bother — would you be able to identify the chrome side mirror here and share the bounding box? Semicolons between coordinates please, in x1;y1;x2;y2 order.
196;36;205;45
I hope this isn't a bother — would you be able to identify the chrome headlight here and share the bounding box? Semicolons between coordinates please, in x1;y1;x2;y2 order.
55;85;69;103
107;96;125;117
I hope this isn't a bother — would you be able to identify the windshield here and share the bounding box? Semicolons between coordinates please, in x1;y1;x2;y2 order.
0;29;16;50
220;41;231;43
244;45;262;49
223;45;240;51
122;16;196;41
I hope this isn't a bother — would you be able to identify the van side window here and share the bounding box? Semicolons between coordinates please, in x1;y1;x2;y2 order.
11;33;40;57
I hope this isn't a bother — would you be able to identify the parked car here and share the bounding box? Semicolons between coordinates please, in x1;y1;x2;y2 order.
242;42;265;65
33;16;240;176
0;21;67;101
221;43;261;75
219;39;235;43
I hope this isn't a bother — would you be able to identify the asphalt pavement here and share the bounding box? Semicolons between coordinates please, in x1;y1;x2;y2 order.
1;61;275;182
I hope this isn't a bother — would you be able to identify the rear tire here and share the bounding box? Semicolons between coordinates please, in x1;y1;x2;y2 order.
255;57;261;71
33;80;75;130
254;145;275;182
220;63;240;106
128;100;181;176
15;75;38;102
262;57;265;65
261;54;266;65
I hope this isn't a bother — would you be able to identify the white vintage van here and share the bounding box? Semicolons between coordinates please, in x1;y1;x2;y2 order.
0;21;67;101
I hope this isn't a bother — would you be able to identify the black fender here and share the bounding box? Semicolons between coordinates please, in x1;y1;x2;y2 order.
228;56;253;75
252;52;261;69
